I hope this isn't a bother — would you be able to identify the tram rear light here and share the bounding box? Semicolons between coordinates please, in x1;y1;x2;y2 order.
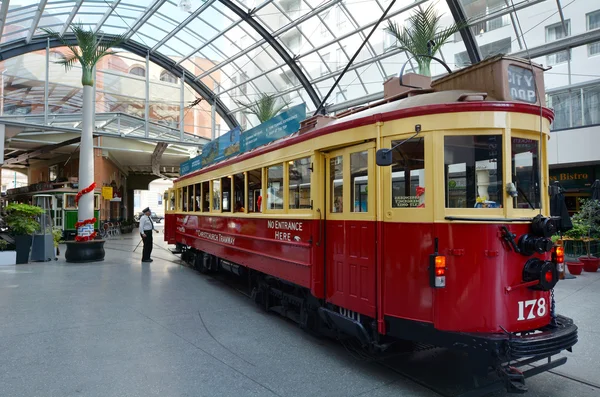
545;270;554;283
429;255;446;288
553;246;565;272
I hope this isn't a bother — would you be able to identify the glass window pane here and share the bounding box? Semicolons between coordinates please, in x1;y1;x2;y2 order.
212;180;221;211
183;186;188;211
512;138;541;209
248;169;263;213
234;174;245;212
169;190;175;211
288;157;311;209
187;185;193;212
202;181;210;212
392;138;426;208
330;156;343;213
178;189;183;211
194;183;201;211
267;165;283;210
350;151;369;212
222;177;231;212
444;135;502;209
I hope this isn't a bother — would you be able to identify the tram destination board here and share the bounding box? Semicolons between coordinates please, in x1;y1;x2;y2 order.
507;65;536;104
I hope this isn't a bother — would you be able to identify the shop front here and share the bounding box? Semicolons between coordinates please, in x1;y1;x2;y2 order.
549;166;597;215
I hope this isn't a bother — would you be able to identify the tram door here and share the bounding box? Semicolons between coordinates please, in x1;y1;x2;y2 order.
324;142;377;318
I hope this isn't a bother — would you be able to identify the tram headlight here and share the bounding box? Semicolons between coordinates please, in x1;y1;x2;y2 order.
531;215;557;238
523;258;559;291
518;234;554;256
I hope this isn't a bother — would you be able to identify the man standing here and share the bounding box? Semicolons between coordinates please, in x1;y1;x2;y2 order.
139;207;156;262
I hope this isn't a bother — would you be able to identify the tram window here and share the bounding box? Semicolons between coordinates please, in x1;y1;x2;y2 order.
330;156;343;213
444;135;502;209
178;188;183;211
350;151;368;212
66;194;76;209
247;169;262;213
267;164;284;210
222;177;232;212
194;183;201;211
233;173;245;212
289;157;311;210
182;186;188;211
212;180;221;211
94;195;100;210
187;185;194;212
202;181;210;211
511;138;540;209
391;138;425;208
169;190;175;211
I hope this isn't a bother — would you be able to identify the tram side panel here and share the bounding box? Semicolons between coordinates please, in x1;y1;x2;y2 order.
164;213;177;245
175;214;314;289
432;222;552;333
382;222;435;324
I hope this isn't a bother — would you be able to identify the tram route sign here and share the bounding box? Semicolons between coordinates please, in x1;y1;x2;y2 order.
241;103;307;152
180;155;202;176
507;65;536;104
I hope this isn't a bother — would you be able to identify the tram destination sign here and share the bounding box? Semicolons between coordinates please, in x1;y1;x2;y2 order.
180;103;306;176
507;65;537;104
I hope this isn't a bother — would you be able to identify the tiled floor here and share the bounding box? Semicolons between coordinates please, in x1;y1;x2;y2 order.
0;230;598;397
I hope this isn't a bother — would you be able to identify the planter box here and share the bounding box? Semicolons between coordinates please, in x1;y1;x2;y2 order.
0;251;16;266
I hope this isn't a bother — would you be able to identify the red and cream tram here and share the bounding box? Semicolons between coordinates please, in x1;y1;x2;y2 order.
164;57;577;393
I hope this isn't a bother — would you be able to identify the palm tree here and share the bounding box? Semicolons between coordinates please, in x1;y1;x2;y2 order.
234;93;289;124
384;3;468;76
42;24;126;240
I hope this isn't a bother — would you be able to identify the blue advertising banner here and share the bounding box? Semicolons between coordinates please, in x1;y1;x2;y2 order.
180;155;202;176
241;103;306;152
179;103;306;177
202;126;241;167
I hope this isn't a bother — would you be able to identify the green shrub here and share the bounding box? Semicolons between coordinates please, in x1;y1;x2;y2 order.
0;240;8;251
5;203;45;236
52;227;63;248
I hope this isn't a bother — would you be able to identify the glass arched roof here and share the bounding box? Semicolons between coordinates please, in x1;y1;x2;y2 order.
0;0;596;131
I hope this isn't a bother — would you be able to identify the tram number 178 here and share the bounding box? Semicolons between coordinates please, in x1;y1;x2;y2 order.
517;298;547;321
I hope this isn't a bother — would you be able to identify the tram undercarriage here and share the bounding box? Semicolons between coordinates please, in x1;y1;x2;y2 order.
177;243;577;395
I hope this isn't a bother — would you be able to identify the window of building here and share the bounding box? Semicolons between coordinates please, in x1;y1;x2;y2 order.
65;194;76;209
212;180;221;211
350;151;368;212
160;70;178;84
589;41;600;56
391;137;425;208
267;164;284;210
222;177;232;212
587;10;600;30
280;69;299;87
288;157;311;209
202;181;210;211
49;164;58;181
194;183;201;211
546;20;571;65
336;46;347;70
130;66;146;77
330;155;343;213
240;72;248;95
158;193;163;206
233;173;245;212
583;85;600;125
247;169;262;212
511;138;540;209
281;30;301;53
548;89;585;130
444;135;502;209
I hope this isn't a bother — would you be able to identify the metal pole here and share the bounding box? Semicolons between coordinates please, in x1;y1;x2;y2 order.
1;69;5;116
145;52;150;139
180;69;185;141
44;38;49;125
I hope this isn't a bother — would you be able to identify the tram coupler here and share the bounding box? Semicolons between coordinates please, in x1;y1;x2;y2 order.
498;365;527;394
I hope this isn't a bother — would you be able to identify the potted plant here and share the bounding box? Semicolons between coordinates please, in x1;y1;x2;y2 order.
565;198;600;272
234;93;290;124
52;227;63;256
0;239;16;266
5;203;45;264
384;2;468;80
